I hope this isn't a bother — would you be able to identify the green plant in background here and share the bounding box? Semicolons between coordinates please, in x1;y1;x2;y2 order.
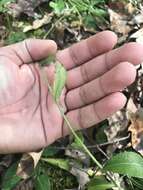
49;0;108;31
6;31;27;44
0;0;15;13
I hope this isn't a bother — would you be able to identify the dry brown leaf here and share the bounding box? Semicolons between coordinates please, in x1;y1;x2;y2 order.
128;108;143;155
8;0;50;17
130;28;143;44
127;98;138;114
23;14;52;32
14;179;34;190
108;8;131;35
108;1;126;12
125;3;136;14
16;150;43;179
70;166;90;188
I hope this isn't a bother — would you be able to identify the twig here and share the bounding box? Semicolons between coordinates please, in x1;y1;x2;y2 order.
49;135;130;150
43;15;65;39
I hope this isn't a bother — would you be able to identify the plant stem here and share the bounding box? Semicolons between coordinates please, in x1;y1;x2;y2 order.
58;103;103;169
40;66;122;189
56;104;122;189
42;68;103;169
43;15;65;39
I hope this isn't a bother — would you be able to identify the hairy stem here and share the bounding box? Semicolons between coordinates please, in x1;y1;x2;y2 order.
40;65;122;189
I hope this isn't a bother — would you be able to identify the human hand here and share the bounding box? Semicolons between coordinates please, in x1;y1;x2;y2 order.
0;31;142;153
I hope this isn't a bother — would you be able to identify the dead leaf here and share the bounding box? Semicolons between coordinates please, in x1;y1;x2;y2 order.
127;98;138;115
0;155;14;168
128;108;143;155
14;179;34;190
108;1;126;12
70;166;90;188
130;28;143;44
133;14;143;25
125;3;136;14
8;0;50;17
65;148;90;166
23;14;52;32
16;150;43;179
108;8;131;35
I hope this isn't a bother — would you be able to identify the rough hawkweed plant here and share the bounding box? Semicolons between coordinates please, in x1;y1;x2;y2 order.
39;56;123;189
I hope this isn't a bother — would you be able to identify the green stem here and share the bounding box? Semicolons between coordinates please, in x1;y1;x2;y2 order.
58;104;103;169
43;15;65;39
43;71;103;169
57;104;122;189
40;65;122;189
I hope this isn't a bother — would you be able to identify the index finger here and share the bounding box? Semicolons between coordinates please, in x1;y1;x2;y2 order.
56;30;117;70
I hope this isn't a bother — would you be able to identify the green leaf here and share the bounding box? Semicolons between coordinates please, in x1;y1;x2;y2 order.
39;55;56;67
2;162;21;190
6;32;26;45
95;123;108;144
53;62;67;102
42;146;59;157
104;151;143;178
35;173;51;190
49;0;65;15
88;176;114;190
42;158;70;171
71;132;84;149
130;177;143;189
0;0;15;13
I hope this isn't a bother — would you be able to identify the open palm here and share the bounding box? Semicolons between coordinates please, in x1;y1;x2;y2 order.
0;31;142;153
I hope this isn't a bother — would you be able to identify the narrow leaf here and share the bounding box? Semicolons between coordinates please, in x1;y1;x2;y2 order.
42;158;70;171
2;162;21;190
104;151;143;178
35;173;51;190
53;62;67;102
88;176;114;190
39;55;55;67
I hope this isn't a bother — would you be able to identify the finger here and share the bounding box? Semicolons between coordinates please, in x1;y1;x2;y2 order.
67;42;143;89
57;31;117;69
66;62;136;110
63;92;126;135
0;39;57;65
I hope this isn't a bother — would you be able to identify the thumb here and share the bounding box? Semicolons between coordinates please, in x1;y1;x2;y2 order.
1;39;57;65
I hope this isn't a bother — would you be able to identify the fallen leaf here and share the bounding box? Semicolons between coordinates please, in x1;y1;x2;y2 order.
14;179;34;190
127;98;138;114
8;0;50;17
125;3;136;14
16;150;43;179
128;108;143;155
108;8;131;35
108;1;126;12
70;166;90;188
130;28;143;44
65;148;90;166
23;14;52;32
133;13;143;25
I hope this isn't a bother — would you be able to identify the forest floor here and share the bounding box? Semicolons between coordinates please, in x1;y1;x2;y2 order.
0;0;143;190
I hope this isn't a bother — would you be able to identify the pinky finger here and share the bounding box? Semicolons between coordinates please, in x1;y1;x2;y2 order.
63;92;127;135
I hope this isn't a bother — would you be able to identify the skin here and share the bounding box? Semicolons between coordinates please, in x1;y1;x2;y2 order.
0;30;142;153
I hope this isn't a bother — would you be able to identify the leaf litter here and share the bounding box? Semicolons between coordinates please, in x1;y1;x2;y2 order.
1;0;143;190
